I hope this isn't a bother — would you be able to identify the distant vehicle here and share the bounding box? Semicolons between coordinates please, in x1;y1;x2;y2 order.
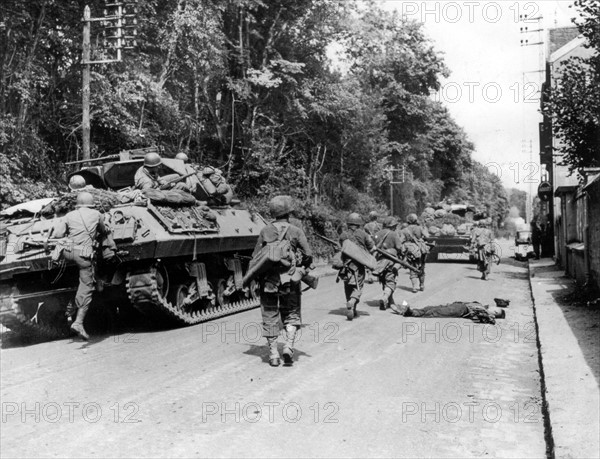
514;230;534;261
426;204;486;263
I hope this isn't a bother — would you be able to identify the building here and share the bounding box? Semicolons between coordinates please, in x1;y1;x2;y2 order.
539;27;599;292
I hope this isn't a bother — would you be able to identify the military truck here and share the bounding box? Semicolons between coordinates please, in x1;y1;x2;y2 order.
0;149;266;341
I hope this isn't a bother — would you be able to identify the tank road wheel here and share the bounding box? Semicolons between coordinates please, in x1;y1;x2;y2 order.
248;279;260;300
216;278;231;308
154;264;170;303
168;284;190;311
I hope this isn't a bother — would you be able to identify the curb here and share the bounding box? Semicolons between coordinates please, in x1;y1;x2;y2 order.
527;260;555;459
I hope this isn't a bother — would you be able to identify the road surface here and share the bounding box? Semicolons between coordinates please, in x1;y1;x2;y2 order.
1;242;548;458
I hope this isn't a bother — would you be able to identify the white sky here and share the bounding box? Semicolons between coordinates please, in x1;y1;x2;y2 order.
378;0;579;192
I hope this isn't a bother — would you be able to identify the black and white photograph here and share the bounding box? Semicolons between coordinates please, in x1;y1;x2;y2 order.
1;0;599;457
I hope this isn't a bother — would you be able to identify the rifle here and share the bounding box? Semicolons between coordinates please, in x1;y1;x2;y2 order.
316;233;341;249
375;248;422;275
158;171;197;190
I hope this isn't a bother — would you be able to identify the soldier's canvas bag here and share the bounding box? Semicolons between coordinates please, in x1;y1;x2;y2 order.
242;224;293;285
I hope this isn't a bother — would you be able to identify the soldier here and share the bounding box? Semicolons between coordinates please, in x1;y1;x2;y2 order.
175;152;189;162
134;152;190;191
471;220;495;280
394;300;506;324
338;213;375;321
364;211;382;237
253;195;313;367
46;192;116;340
68;175;89;191
401;213;429;292
374;217;404;311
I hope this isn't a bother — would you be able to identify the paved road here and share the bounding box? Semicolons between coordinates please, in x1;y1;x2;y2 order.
1;243;547;458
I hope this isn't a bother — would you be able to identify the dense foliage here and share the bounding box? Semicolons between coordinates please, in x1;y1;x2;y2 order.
1;0;507;232
543;0;600;176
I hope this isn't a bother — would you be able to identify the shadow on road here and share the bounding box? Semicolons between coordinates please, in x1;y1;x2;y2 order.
243;343;312;364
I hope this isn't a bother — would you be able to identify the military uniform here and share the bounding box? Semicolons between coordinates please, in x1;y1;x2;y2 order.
374;221;404;310
364;220;382;238
253;197;312;366
471;225;494;279
338;226;375;319
50;201;114;339
402;223;429;292
400;301;503;324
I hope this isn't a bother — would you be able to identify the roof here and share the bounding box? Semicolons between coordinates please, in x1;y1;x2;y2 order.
583;173;600;191
555;185;578;196
549;35;587;63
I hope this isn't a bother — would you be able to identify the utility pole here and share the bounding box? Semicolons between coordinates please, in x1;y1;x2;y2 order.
81;1;138;162
385;167;403;215
82;6;91;160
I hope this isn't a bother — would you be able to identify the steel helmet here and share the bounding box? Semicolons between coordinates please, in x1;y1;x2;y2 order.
269;195;293;218
76;192;95;208
383;216;398;228
407;213;418;224
347;213;363;227
68;175;86;191
175;152;189;162
143;152;162;168
368;211;378;221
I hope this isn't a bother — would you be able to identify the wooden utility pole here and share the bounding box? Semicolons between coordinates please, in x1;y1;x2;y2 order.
82;6;91;161
80;1;136;163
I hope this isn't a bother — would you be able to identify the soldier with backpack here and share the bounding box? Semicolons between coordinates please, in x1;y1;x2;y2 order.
251;195;313;367
338;213;375;321
401;213;430;292
373;217;405;311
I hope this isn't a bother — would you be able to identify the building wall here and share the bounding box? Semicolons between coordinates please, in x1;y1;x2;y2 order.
588;184;600;292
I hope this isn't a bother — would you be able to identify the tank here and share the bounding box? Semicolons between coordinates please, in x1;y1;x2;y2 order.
0;149;266;341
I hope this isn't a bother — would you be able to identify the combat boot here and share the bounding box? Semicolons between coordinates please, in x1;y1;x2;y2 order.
267;337;280;367
419;277;425;292
282;325;296;366
346;299;357;321
411;278;419;293
70;304;90;340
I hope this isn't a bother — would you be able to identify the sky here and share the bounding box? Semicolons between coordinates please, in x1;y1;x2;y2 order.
379;0;579;194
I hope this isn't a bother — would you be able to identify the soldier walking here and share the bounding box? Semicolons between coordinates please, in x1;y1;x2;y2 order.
253;196;313;367
364;211;382;237
46;192;116;340
374;217;404;311
338;213;375;321
471;220;495;280
401;213;429;292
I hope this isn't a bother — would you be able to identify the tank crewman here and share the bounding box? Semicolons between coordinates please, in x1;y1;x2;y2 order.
253;195;313;367
401;213;429;293
471;220;495;280
374;217;405;311
175;152;189;162
338;213;375;321
46;192;116;340
134;152;190;192
68;175;92;191
364;211;382;238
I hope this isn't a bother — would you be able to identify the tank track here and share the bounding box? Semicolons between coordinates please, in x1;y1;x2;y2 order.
0;301;69;342
126;269;259;326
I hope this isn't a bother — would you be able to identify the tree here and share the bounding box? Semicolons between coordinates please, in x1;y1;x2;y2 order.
543;0;600;175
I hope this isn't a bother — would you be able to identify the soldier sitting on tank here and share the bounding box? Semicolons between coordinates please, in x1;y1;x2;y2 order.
338;213;375;321
253;195;313;367
45;192;116;340
373;217;405;311
392;300;506;325
134;152;191;192
68;175;94;192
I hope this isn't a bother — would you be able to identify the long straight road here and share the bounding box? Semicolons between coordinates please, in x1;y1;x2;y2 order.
1;243;547;458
